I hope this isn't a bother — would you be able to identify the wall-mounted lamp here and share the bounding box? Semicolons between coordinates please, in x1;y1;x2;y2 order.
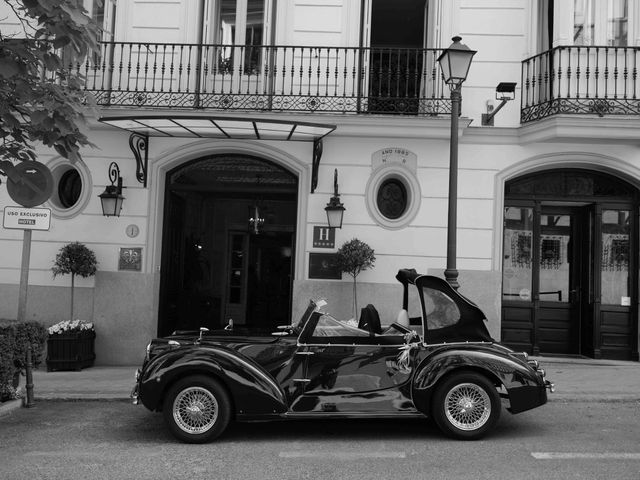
99;162;125;217
325;169;345;229
482;82;517;126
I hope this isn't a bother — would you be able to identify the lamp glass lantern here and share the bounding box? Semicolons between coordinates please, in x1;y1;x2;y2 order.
99;162;125;217
325;169;345;229
437;36;477;88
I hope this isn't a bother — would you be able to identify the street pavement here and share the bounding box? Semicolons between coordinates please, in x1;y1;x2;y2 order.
1;356;638;417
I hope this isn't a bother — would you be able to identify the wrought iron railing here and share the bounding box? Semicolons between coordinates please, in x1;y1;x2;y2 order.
521;45;640;122
65;42;451;115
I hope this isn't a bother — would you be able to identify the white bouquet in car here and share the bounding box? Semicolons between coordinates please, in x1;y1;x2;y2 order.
48;319;94;335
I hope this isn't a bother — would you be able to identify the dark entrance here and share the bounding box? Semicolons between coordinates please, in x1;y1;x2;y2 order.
158;154;297;336
501;169;639;360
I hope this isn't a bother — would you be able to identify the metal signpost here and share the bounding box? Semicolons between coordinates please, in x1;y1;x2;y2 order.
1;161;54;323
3;206;52;322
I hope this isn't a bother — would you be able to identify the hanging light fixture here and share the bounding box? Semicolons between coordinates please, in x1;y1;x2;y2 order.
99;162;125;217
248;174;265;234
248;204;265;235
325;169;345;229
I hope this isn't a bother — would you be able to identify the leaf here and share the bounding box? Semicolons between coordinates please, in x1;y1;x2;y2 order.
0;58;22;79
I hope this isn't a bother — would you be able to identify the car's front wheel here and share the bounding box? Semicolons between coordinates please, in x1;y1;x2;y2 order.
431;371;501;440
163;375;231;443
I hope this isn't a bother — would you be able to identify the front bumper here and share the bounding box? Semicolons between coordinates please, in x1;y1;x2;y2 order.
130;368;141;405
526;358;555;393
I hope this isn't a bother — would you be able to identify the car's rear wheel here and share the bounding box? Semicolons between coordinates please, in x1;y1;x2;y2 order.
431;371;500;440
163;375;231;443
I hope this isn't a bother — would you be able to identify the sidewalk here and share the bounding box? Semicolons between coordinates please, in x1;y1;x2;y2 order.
27;357;640;402
1;356;639;417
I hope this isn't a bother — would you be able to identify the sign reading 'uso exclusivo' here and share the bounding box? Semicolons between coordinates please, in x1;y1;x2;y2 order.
3;206;51;231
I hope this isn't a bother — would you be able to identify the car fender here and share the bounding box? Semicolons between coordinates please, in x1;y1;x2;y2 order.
410;345;545;414
139;344;288;415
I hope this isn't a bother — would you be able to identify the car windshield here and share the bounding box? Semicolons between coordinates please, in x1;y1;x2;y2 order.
312;313;370;337
293;299;326;333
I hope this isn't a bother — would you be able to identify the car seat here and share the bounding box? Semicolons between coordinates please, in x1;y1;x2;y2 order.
358;304;382;335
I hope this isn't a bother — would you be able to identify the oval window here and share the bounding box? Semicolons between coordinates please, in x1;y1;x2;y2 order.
58;169;82;208
366;165;421;230
376;178;407;220
45;158;92;219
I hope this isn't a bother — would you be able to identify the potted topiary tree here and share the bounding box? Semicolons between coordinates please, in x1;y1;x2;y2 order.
335;238;376;318
48;242;98;371
52;242;98;321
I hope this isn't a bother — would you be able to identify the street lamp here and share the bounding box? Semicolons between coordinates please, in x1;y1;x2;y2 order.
437;36;476;289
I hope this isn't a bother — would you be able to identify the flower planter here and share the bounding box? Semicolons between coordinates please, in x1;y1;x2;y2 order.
46;331;95;372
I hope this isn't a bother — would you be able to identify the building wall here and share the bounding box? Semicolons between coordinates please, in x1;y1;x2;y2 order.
1;1;640;363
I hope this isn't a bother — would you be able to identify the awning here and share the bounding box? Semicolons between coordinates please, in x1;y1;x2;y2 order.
98;114;336;192
99;114;336;141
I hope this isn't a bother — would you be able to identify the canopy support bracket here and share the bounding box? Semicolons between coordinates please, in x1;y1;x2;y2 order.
129;133;149;188
311;138;323;193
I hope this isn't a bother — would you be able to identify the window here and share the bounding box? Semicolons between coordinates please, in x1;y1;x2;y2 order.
422;287;461;330
92;0;117;42
204;0;272;74
46;158;92;219
574;0;629;46
365;165;421;230
58;169;82;208
377;178;408;220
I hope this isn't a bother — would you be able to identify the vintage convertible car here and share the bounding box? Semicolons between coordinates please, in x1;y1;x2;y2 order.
131;269;554;443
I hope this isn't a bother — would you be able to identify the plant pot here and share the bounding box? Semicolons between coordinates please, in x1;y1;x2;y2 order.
46;331;96;372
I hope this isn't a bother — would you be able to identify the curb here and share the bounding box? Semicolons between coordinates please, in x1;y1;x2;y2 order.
549;394;640;403
0;398;23;417
35;395;130;402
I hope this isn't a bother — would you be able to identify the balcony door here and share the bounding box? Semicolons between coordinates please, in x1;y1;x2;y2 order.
362;0;430;114
201;0;274;94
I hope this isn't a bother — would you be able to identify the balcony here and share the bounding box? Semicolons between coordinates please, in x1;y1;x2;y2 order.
521;45;640;123
70;42;451;116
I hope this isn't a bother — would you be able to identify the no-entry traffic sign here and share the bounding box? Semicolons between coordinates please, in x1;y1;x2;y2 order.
3;206;51;231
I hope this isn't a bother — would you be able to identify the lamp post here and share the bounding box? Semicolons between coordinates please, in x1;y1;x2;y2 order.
437;36;476;289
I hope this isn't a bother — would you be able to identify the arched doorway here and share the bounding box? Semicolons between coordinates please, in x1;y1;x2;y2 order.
501;169;639;360
158;154;298;336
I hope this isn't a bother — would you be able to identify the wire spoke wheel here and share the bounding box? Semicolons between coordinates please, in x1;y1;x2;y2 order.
444;382;491;431
163;376;231;443
173;386;219;434
432;372;500;440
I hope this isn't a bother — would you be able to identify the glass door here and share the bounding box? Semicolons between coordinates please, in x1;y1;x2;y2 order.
502;205;588;355
536;207;585;355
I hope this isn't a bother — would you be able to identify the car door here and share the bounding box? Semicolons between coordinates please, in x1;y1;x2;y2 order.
290;312;416;414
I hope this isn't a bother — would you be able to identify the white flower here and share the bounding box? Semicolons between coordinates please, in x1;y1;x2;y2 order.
48;319;95;335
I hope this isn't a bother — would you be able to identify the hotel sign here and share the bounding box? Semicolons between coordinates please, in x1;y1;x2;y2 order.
313;226;335;248
3;206;51;231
